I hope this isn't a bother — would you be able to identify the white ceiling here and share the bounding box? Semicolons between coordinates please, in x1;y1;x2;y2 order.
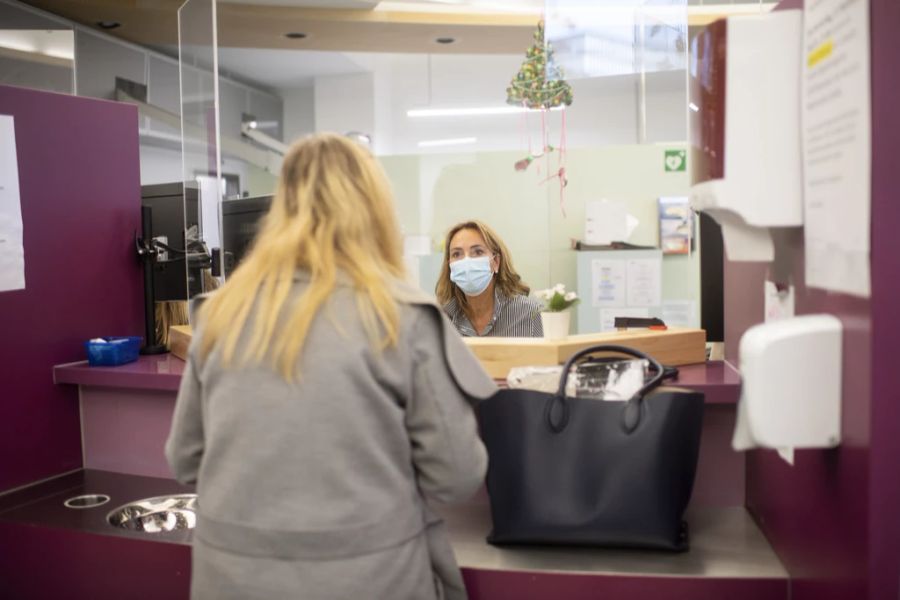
214;0;767;10
215;45;686;95
207;0;774;90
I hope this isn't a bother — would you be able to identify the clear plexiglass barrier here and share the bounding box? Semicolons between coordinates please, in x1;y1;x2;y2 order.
179;0;222;299
196;0;701;333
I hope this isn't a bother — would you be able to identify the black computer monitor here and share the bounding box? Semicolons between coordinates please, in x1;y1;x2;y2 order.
699;212;724;342
221;195;273;277
141;183;200;301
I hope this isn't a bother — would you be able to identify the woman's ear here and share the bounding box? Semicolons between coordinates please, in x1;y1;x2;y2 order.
492;254;500;273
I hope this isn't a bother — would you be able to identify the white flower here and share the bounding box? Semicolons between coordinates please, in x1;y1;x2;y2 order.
564;291;577;301
535;289;551;300
553;283;565;294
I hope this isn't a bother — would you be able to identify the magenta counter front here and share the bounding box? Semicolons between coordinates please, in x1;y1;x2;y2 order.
53;356;746;492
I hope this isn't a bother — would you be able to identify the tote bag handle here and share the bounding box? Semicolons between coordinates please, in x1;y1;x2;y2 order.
546;345;666;435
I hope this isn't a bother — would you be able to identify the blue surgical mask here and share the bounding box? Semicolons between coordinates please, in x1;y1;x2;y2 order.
450;256;494;296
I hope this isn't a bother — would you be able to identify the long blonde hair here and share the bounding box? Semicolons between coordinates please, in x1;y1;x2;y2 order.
198;133;405;379
435;220;530;315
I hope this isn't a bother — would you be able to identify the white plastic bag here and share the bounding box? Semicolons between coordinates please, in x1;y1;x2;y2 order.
506;359;648;401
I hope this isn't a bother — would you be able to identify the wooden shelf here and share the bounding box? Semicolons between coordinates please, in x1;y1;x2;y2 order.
465;328;708;379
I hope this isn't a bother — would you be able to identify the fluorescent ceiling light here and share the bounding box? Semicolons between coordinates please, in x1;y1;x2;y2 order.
43;49;75;60
408;106;563;118
418;137;477;148
377;1;540;16
0;39;35;53
0;30;74;61
688;2;777;18
379;1;774;21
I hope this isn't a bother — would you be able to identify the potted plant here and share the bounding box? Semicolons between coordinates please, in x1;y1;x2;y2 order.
535;284;579;340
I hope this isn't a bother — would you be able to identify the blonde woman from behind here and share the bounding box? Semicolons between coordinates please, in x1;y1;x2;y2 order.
166;133;496;600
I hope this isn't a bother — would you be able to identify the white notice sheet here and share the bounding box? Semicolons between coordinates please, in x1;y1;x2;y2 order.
662;300;697;328
591;259;626;307
626;258;661;307
0;115;25;293
802;0;871;297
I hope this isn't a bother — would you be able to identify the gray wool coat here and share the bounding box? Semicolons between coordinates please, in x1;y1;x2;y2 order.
165;273;497;600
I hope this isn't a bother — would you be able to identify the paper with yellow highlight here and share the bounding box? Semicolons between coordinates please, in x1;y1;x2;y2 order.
802;0;871;297
806;39;833;68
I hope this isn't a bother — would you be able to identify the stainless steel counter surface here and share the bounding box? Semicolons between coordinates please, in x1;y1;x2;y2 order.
437;489;788;579
2;470;785;581
0;469;194;544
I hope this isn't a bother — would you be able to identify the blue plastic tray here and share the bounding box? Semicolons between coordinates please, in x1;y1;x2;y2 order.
84;336;143;366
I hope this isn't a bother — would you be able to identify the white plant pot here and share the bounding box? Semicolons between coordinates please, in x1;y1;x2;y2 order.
540;311;571;340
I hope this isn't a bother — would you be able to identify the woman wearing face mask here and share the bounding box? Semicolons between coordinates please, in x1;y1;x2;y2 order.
436;220;543;337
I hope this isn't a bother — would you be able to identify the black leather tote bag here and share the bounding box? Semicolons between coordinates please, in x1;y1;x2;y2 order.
477;345;705;552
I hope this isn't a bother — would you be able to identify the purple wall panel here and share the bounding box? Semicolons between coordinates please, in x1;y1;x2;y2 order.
0;522;191;600
733;1;900;598
690;405;744;507
81;387;176;478
0;85;143;492
737;235;872;599
730;232;871;600
867;1;900;598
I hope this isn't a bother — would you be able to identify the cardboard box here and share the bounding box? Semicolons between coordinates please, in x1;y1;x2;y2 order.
168;325;193;362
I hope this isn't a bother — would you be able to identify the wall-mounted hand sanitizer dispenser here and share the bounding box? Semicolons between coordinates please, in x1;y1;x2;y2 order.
733;314;842;452
688;10;803;261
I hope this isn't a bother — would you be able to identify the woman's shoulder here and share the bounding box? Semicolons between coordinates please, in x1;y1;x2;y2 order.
387;278;452;326
389;277;437;306
390;278;460;318
502;292;542;312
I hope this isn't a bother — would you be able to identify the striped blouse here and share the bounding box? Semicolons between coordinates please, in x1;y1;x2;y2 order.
443;289;543;338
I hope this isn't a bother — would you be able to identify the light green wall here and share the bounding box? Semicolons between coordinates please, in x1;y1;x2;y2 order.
546;145;700;328
382;152;555;290
380;143;700;326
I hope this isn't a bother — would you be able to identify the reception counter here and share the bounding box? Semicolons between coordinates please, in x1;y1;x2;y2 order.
34;354;781;599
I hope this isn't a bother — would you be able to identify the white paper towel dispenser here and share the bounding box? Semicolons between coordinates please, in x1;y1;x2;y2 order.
688;10;803;261
733;314;842;452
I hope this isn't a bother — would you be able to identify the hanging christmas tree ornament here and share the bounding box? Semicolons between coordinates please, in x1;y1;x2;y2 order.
514;156;533;172
506;20;572;215
513;145;556;172
506;21;572;110
538;166;569;217
506;20;574;110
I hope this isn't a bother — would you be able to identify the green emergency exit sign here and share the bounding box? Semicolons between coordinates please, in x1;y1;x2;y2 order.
665;149;686;172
